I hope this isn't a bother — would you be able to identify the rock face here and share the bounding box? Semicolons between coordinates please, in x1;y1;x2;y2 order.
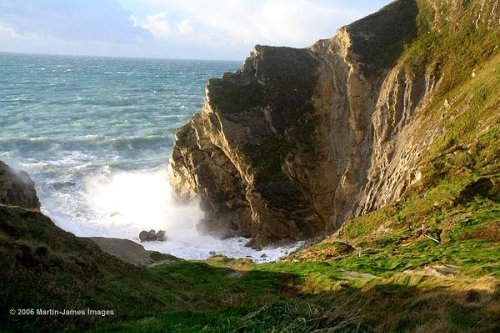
0;161;40;210
169;0;499;247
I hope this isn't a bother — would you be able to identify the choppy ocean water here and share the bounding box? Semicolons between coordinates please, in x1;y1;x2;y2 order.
0;53;300;261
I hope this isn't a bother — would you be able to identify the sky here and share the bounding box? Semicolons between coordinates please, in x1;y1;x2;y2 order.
0;0;392;61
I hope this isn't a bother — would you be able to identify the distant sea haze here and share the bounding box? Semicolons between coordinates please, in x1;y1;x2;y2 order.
0;53;298;261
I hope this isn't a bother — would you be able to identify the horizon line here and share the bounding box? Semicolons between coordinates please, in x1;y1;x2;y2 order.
0;50;244;63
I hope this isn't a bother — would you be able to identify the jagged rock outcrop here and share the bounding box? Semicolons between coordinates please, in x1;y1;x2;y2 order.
0;161;40;209
169;0;499;247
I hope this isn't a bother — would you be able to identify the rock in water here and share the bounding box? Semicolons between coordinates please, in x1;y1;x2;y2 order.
156;230;166;241
147;229;156;240
139;229;167;242
0;161;40;209
139;230;149;242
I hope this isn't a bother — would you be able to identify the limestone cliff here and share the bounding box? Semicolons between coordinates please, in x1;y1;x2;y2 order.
169;0;499;247
0;161;40;209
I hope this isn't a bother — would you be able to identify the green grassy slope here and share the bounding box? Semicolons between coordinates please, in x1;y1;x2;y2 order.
0;205;365;332
2;180;498;332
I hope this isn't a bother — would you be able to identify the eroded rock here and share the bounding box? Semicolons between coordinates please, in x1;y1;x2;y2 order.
0;161;40;209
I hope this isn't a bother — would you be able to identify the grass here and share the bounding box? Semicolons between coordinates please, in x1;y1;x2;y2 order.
1;175;499;332
402;0;499;86
2;178;498;332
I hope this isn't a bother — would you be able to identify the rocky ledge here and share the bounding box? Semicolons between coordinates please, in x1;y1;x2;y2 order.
0;160;40;209
88;237;176;266
169;0;499;247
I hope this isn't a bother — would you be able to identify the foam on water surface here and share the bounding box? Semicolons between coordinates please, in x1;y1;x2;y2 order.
45;167;300;262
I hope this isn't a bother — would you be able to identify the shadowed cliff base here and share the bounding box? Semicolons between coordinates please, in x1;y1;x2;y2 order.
169;0;498;247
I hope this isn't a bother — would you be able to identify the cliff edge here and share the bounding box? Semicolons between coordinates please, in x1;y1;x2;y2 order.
170;0;499;247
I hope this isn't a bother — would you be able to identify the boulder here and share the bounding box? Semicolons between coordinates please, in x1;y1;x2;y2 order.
139;229;167;242
0;161;40;209
139;230;149;242
147;229;156;240
156;230;166;241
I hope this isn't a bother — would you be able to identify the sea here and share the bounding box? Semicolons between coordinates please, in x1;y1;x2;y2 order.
0;52;300;262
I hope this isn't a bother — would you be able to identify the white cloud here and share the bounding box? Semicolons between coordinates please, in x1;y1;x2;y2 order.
0;19;38;39
176;19;192;34
1;0;391;60
0;20;19;37
131;12;193;38
254;0;344;44
132;12;171;38
134;0;367;47
130;12;193;39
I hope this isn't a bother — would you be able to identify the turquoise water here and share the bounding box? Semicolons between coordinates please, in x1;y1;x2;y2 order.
0;52;237;170
0;52;300;261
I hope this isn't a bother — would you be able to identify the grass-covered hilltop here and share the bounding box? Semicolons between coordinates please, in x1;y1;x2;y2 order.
1;0;499;332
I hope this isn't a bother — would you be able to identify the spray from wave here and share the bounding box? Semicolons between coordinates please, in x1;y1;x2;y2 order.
84;168;203;239
74;167;299;261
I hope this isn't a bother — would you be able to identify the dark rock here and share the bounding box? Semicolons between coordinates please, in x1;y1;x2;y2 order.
156;230;166;241
139;229;168;242
0;161;40;209
139;230;149;242
454;178;495;206
89;237;178;266
147;229;156;240
168;2;422;248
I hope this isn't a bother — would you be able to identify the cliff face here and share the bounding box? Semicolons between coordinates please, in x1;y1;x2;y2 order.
0;161;40;210
169;0;499;247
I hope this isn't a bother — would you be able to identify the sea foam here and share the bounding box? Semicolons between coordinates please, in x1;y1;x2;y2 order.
81;167;299;262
